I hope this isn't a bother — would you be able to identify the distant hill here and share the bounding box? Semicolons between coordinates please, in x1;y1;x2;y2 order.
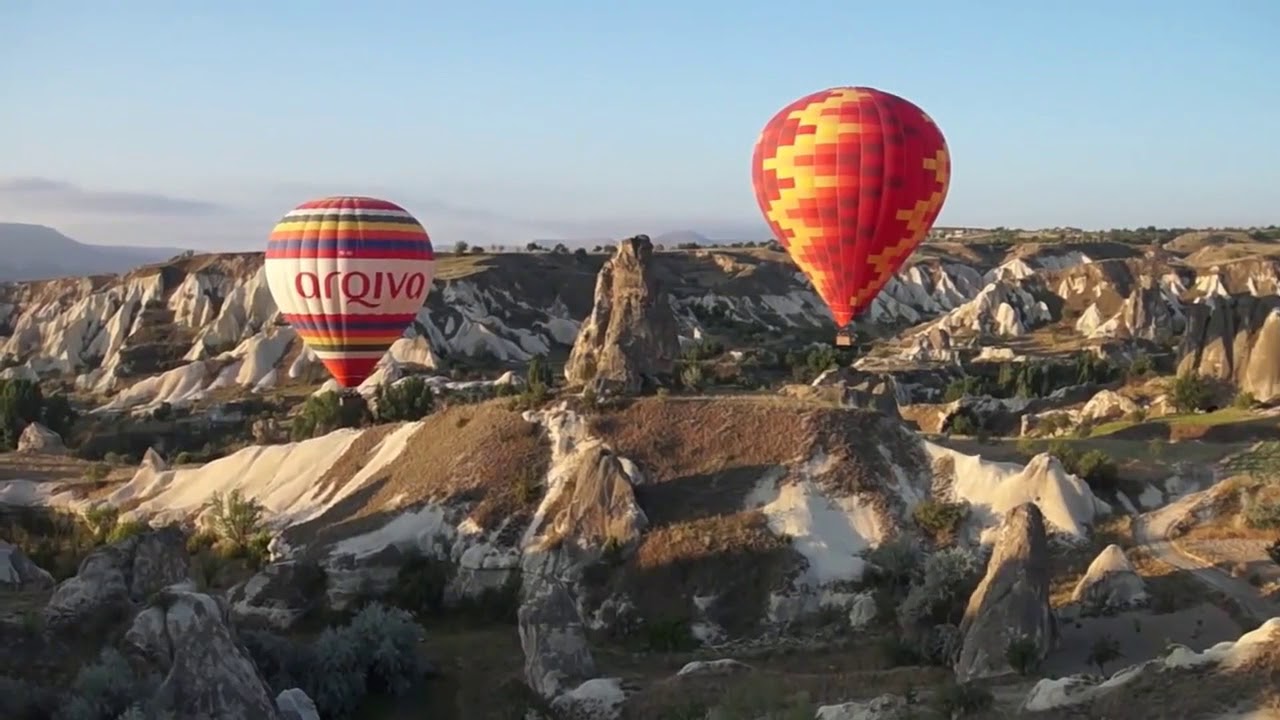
0;223;189;282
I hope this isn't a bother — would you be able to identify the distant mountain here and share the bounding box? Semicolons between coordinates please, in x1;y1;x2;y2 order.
0;223;189;282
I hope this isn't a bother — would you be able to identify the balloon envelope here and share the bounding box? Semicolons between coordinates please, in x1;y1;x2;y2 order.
265;196;435;388
751;86;950;328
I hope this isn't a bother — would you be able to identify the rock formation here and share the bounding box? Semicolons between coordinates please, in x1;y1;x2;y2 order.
518;580;597;699
125;584;284;719
1070;544;1149;613
0;540;55;591
564;235;680;394
1177;293;1280;402
954;502;1055;681
15;422;67;455
44;526;189;630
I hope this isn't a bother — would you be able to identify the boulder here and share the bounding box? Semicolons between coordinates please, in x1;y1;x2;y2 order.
816;694;910;720
954;502;1055;681
564;235;680;395
276;688;321;720
1070;544;1149;613
44;526;189;630
228;560;328;631
518;581;597;700
0;540;55;591
15;422;67;455
125;585;282;719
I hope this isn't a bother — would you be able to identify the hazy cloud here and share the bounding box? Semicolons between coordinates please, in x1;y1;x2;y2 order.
0;176;227;216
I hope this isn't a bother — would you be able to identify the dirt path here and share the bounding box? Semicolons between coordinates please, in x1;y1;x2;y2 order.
1133;499;1280;622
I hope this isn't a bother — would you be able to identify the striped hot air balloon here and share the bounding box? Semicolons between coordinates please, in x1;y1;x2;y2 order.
264;196;436;388
751;87;950;345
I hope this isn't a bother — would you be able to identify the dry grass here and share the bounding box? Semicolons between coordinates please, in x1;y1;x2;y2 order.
291;401;550;550
0;453;131;484
578;395;933;637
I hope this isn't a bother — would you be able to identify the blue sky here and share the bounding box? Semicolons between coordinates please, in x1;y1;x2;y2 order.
1;1;1276;250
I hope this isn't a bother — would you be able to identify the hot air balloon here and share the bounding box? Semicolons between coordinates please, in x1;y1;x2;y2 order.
265;195;436;388
751;87;950;346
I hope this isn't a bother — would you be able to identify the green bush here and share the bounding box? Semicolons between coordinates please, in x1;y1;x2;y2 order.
1006;635;1041;675
912;500;970;539
931;681;994;717
375;376;435;422
292;391;371;440
1170;373;1214;413
202;489;271;567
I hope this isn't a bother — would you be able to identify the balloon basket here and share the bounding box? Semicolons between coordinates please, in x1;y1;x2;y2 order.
834;328;854;348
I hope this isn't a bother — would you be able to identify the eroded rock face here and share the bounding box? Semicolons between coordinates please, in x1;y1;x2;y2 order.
15;422;67;455
0;540;54;591
1178;293;1280;402
954;502;1055;681
564;235;680;395
518;581;597;699
1070;544;1148;613
44;526;189;630
228;560;328;631
125;586;282;719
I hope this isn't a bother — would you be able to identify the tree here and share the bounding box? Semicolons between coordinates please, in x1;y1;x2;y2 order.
573;247;588;260
525;242;544;252
1087;634;1122;675
453;241;469;254
1170;373;1214;413
375;377;436;422
1267;538;1280;565
552;243;569;254
1005;636;1041;675
291;391;371;440
0;379;44;450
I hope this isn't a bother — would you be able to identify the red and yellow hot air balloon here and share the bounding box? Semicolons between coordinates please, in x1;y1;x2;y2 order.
265;196;436;387
751;87;950;345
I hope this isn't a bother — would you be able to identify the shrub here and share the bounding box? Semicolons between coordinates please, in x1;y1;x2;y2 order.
82;505;121;543
0;675;58;720
1006;635;1041;675
898;547;982;629
1170;373;1214;413
202;489;269;565
1233;391;1257;410
862;536;922;593
375;376;435;422
679;363;705;391
85;463;111;481
948;414;978;436
1242;493;1280;529
292;391;371;440
55;648;157;720
1087;634;1123;674
242;603;426;720
931;682;994;717
1266;538;1279;565
106;519;150;545
912;500;969;540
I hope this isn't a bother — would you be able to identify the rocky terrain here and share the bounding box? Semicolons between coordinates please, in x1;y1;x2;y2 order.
1;228;1279;719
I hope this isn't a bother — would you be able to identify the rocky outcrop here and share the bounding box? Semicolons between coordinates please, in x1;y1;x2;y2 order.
140;446;168;472
811;368;903;419
930;278;1053;337
816;694;909;720
564;235;680;394
518;580;597;699
15;422;67;455
1177;293;1280;402
1077;389;1139;424
0;540;55;591
275;688;321;720
1070;544;1148;613
954;502;1055;681
228;560;328;631
44;526;189;630
125;585;283;719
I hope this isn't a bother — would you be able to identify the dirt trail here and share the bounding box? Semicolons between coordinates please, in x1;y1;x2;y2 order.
1133;497;1280;622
